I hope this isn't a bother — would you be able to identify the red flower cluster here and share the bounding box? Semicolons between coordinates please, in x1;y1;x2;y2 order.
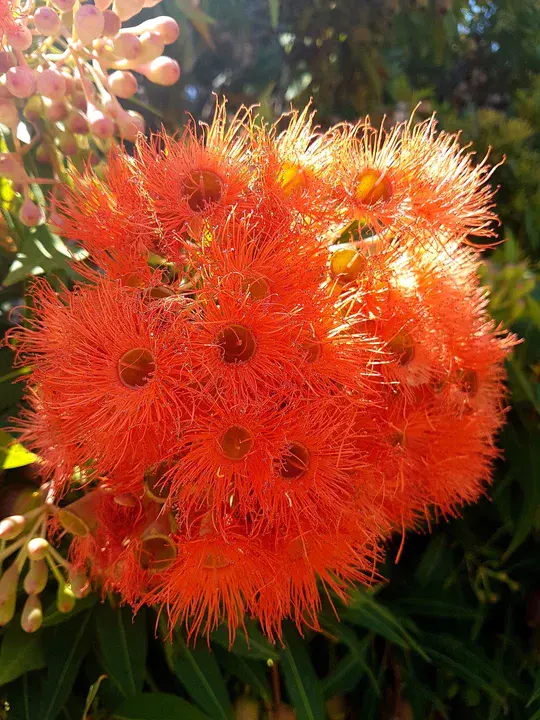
9;101;516;640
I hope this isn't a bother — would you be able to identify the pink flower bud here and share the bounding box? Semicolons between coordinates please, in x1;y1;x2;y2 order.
21;594;43;633
51;0;76;12
6;24;33;51
113;32;142;61
60;69;75;93
0;51;16;74
23;95;44;122
136;16;179;45
0;99;18;129
24;560;48;595
43;98;68;121
102;9;121;37
48;210;66;233
113;31;163;70
71;91;87;111
116;108;144;142
136;56;180;86
27;537;49;559
95;0;112;9
0;563;20;605
108;70;138;98
0;153;28;183
0;515;26;541
87;101;115;139
144;0;162;7
65;109;88;133
5;65;36;99
74;4;105;46
57;132;78;156
36;144;53;164
0;593;16;627
113;0;145;21
36;69;67;100
34;7;62;36
57;583;76;613
68;568;90;598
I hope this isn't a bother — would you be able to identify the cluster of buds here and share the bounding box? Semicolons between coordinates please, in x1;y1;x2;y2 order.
0;481;90;632
0;0;180;229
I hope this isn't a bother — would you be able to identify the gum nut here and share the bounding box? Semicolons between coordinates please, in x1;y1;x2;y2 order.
71;92;87;111
23;560;48;595
34;6;62;36
36;69;67;100
58;132;78;156
0;99;18;128
65;109;88;133
36;144;53;163
74;4;105;46
27;536;49;559
0;153;28;183
23;95;44;121
0;51;16;74
0;593;16;626
0;514;26;540
6;24;33;51
5;66;36;99
95;0;113;9
108;70;138;98
43;99;68;122
51;0;76;10
19;198;45;227
0;563;20;605
136;56;180;86
21;593;43;633
89;112;115;139
102;9;121;37
145;16;180;45
113;32;142;61
113;0;145;21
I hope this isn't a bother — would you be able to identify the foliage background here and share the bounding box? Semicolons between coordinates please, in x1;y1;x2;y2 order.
1;0;540;718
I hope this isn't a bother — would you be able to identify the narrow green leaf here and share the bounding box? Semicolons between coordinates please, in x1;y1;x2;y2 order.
82;675;108;720
214;646;271;703
5;671;43;720
319;616;379;695
171;633;234;720
391;596;480;620
113;692;210;720
0;430;37;470
211;622;278;661
40;609;94;720
280;622;325;720
269;0;280;29
322;652;366;699
96;603;147;698
527;671;540;707
0;625;45;686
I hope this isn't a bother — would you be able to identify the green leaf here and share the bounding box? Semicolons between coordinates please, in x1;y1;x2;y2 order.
391;596;480;620
211;622;278;661
0;430;37;470
280;622;325;720
96;603;147;698
214;646;271;703
527;671;540;707
5;671;43;720
113;692;210;720
0;624;45;686
170;633;234;719
269;0;280;29
322;652;366;699
42;592;97;627
82;675;108;720
39;609;94;720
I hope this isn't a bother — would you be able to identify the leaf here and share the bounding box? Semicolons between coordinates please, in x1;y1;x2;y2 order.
174;0;215;48
528;670;540;707
5;671;43;720
82;675;108;720
42;592;97;627
113;692;210;720
0;430;37;470
0;624;45;686
321;652;367;699
279;622;325;720
211;622;279;661
214;646;271;703
504;433;540;559
170;633;234;719
269;0;280;29
96;603;147;698
390;596;480;620
39;609;94;720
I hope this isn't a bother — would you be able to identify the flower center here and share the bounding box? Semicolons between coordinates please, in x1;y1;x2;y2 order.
149;285;175;299
216;324;256;364
140;534;177;573
181;169;223;212
329;247;366;284
301;333;322;363
277;442;311;480
355;169;392;205
203;551;232;570
118;348;156;388
456;369;478;396
388;332;415;367
144;462;171;503
278;161;309;196
242;276;270;301
219;425;253;460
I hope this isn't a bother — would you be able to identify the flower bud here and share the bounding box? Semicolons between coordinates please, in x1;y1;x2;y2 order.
51;0;76;10
116;108;144;142
36;69;67;101
74;4;105;46
0;153;28;183
34;6;62;36
57;131;78;156
6;24;33;51
20;199;45;229
102;9;121;37
24;560;48;595
0;99;18;129
68;568;90;598
43;98;68;121
0;563;20;605
5;66;36;99
36;144;53;164
95;0;113;9
27;537;49;560
87;100;115;139
0;515;26;541
136;56;180;86
143;0;162;6
113;0;145;21
113;31;163;69
71;91;87;111
0;51;16;74
135;16;179;45
60;69;75;93
108;70;137;98
57;583;76;613
65;109;88;134
113;32;142;61
21;594;43;633
0;593;16;627
23;95;44;121
48;211;66;234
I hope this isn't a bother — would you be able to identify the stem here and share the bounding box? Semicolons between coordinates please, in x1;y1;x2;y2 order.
271;662;281;717
0;366;33;383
